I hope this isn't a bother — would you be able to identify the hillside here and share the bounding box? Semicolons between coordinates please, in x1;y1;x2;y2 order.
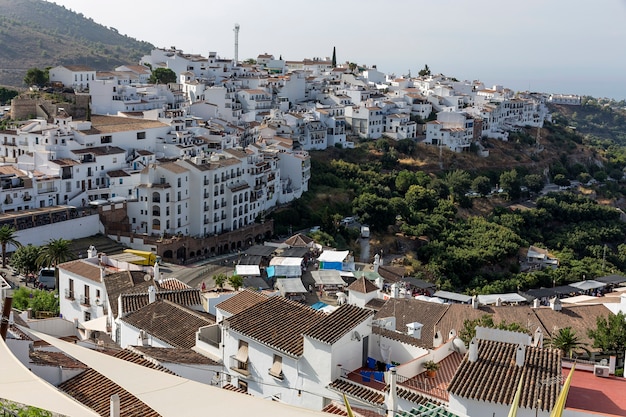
0;0;154;87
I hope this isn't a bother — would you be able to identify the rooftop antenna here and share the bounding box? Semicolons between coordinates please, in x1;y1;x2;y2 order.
234;23;240;64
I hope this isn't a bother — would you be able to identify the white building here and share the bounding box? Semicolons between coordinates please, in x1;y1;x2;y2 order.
49;65;96;91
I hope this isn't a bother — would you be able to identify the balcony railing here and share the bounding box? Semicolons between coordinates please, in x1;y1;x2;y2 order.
64;289;74;300
80;295;90;306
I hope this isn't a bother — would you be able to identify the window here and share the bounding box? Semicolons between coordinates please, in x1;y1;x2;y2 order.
137;132;146;140
83;284;90;305
100;135;112;144
84;311;91;322
231;340;249;375
269;355;283;379
66;279;74;299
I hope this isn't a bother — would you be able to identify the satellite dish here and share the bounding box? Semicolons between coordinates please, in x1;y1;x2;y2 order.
143;274;151;282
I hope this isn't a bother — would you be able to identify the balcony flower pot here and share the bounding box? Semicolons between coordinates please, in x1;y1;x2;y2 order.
424;360;439;378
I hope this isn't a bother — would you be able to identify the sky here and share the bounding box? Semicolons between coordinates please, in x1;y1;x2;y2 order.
48;0;626;100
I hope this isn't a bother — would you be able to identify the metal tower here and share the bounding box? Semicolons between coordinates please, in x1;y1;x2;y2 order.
234;23;240;64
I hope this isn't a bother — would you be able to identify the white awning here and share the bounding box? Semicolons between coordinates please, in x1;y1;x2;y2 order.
79;315;108;332
235;343;249;363
561;295;601;304
276;278;307;294
270;257;303;266
19;327;329;417
476;293;528;305
269;355;283;379
433;290;473;303
0;334;100;416
311;270;346;286
570;280;606;291
317;250;349;263
235;265;261;276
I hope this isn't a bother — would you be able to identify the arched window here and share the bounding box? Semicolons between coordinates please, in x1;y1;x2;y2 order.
152;192;160;203
152;205;160;216
152;219;161;230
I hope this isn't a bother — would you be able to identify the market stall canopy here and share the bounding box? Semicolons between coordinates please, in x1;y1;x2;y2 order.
433;290;472;303
235;265;261;276
276;278;307;294
596;274;626;285
477;293;528;305
317;250;349;263
311;270;346;286
244;245;277;257
570;280;607;291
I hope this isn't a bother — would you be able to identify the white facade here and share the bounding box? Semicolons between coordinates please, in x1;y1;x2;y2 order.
48;65;96;91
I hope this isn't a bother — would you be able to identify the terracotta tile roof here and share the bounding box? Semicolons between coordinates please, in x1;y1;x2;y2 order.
121;300;214;349
377;265;407;283
364;298;386;312
447;340;561;412
58;349;171;417
223;384;250;395
104;270;156;317
321;401;382;417
327;378;385;405
157;277;190;290
106;169;131;178
533;304;610;351
120;288;203;315
304;304;372;344
59;259;102;283
28;350;88;369
215;289;268;316
347;277;378;294
399;352;463;401
72;145;126;155
130;346;219;366
225;296;325;356
373;299;449;348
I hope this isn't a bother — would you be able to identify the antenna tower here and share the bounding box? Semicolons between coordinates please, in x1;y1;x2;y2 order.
234;23;240;64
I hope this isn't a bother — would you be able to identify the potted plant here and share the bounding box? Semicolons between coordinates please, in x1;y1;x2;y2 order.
424;360;439;378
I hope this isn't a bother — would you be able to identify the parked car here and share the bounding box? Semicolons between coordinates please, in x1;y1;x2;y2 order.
37;268;55;290
341;216;356;226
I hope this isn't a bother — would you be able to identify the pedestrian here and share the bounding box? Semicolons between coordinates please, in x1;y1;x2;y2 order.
201;282;206;291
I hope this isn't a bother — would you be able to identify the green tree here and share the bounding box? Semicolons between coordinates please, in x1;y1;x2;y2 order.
553;174;570;187
459;314;526;345
213;273;227;291
10;244;42;278
499;169;521;200
23;67;48;87
0;87;19;104
523;174;545;194
549;327;585;358
418;64;431;77
471;175;492;196
228;274;244;291
588;311;626;361
0;400;52;417
37;238;74;290
12;287;59;315
149;68;177;84
0;225;21;268
443;169;471;202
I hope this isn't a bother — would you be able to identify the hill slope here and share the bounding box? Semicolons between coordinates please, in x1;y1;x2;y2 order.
0;0;154;87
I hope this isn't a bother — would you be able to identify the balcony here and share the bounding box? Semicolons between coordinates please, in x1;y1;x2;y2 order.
64;289;74;300
80;295;91;306
37;186;57;194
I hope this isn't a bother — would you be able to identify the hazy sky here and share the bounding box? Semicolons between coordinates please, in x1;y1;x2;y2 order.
49;0;626;100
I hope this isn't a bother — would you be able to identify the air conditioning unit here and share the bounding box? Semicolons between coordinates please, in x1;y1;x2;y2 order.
594;365;610;377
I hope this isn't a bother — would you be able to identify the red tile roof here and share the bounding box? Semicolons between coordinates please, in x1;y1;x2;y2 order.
215;289;268;316
447;340;561;412
226;296;325;356
59;259;102;283
58;349;171;417
347;277;378;294
304;304;372;345
120;300;214;349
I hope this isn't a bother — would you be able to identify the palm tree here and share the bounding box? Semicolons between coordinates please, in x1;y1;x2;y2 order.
0;225;22;268
37;238;75;290
550;327;585;358
213;273;227;292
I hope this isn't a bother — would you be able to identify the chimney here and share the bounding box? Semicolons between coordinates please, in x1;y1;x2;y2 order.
148;285;156;304
533;327;543;348
471;295;478;309
110;393;120;417
100;266;106;281
384;367;397;417
495;297;502;307
468;338;478;362
532;298;540;308
406;322;423;339
550;297;562;311
118;295;124;318
515;344;526;367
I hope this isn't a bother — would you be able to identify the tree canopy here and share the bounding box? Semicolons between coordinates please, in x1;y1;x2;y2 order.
23;67;48;87
588;311;626;360
149;68;176;84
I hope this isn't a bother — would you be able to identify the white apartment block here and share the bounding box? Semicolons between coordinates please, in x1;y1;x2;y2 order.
345;105;384;139
49;65;96;91
425;112;475;152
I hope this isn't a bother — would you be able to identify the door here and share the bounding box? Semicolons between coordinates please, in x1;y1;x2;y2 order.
361;335;369;368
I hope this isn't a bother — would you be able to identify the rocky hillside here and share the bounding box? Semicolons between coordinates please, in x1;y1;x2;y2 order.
0;0;154;87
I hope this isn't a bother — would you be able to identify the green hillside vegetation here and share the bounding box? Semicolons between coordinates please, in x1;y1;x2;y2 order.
271;110;626;295
0;0;154;87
